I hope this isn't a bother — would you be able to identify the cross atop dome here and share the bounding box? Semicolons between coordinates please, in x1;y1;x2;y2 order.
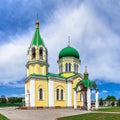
85;66;87;72
68;36;70;47
36;14;39;29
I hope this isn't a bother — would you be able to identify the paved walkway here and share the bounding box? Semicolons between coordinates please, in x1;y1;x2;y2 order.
0;107;91;120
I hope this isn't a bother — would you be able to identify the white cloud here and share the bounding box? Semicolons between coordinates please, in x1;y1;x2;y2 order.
0;1;120;87
0;29;33;86
102;90;108;93
42;2;120;83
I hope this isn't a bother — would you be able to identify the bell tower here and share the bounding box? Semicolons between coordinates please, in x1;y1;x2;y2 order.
26;19;49;76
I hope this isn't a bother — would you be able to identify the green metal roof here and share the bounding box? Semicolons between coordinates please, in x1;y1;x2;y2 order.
59;46;79;59
30;74;47;77
74;79;95;90
30;73;66;79
30;28;45;47
74;72;97;90
29;20;45;48
29;73;83;80
47;73;66;79
81;79;95;87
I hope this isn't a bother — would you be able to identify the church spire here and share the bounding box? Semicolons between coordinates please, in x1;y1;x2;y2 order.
30;18;45;47
26;18;49;76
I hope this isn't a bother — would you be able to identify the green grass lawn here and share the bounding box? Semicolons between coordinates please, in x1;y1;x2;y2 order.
57;113;120;120
97;107;120;112
0;114;9;120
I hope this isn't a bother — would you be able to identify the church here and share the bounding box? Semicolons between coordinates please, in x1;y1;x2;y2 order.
25;19;99;110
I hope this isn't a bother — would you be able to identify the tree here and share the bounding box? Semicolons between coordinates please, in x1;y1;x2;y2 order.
105;96;116;101
111;101;115;106
99;98;103;106
1;95;7;103
117;99;120;106
8;97;23;103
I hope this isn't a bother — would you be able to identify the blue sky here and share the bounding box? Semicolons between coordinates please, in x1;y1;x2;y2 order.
0;0;120;99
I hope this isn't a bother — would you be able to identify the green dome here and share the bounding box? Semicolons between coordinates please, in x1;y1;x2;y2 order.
59;46;79;59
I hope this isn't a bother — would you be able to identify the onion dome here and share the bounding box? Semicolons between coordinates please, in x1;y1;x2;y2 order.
59;46;79;59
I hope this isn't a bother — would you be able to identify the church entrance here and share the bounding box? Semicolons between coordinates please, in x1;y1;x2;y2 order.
74;80;99;110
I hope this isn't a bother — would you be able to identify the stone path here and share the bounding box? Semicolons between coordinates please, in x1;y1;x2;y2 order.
0;107;91;120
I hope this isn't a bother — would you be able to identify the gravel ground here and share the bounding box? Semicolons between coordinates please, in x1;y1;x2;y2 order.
0;107;91;120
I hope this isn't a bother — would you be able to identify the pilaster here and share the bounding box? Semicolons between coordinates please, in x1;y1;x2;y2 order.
67;82;72;106
30;79;35;107
48;79;54;107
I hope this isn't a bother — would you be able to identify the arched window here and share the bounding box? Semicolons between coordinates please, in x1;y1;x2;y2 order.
56;89;59;100
74;63;78;72
39;88;43;100
66;63;71;72
39;47;43;60
69;63;71;72
66;63;70;72
61;89;64;100
32;47;36;59
65;63;67;72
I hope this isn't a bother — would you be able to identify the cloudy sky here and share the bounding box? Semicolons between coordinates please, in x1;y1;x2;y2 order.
0;0;120;99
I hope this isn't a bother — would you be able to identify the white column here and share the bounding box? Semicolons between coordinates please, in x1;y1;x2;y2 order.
95;91;99;109
74;90;77;109
67;82;72;106
30;79;35;107
87;87;91;110
48;79;54;107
